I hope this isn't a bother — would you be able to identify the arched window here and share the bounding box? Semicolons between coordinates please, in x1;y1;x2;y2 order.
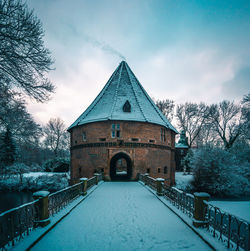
123;100;131;112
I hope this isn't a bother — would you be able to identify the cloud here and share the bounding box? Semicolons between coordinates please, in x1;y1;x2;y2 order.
136;47;239;104
27;47;119;127
24;0;250;126
221;66;250;100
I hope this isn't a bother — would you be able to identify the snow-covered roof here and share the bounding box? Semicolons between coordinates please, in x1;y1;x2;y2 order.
175;130;189;148
175;143;189;148
68;61;178;133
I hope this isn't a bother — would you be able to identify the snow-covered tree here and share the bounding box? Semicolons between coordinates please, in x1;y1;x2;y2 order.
241;94;250;143
0;127;17;171
190;146;250;197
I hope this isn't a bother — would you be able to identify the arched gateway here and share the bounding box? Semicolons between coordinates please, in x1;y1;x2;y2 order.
68;61;178;184
110;152;132;181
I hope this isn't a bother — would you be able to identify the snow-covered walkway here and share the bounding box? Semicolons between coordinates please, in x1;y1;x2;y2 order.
31;182;212;251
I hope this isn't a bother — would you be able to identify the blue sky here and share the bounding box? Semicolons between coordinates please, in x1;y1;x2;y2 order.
26;0;250;126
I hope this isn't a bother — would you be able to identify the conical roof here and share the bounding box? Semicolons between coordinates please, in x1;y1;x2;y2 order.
68;61;178;133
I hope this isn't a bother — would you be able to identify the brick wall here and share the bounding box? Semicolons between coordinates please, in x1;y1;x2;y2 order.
69;121;176;185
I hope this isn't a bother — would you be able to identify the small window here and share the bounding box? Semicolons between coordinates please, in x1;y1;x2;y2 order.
82;132;86;141
101;168;104;173
164;166;167;174
116;130;120;138
147;168;150;173
78;167;81;175
149;139;155;143
99;138;106;141
131;138;139;142
75;140;77;144
161;128;166;142
123;100;131;112
158;168;161;173
111;124;120;138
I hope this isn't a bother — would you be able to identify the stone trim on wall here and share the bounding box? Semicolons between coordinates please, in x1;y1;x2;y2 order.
70;141;175;151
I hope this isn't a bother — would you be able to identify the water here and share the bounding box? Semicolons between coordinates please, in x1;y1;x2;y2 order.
0;191;34;214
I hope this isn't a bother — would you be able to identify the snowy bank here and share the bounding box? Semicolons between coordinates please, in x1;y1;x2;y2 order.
0;172;69;192
175;172;193;190
210;200;250;222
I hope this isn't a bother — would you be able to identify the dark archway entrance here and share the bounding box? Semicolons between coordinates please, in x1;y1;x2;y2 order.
110;152;132;181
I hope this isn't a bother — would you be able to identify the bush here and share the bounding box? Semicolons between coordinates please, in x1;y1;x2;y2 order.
43;157;69;172
190;146;250;197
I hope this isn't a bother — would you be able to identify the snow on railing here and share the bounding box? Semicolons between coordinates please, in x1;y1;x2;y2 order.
87;176;96;189
0;200;39;249
48;182;82;216
139;173;194;217
0;174;103;250
139;173;250;251
163;185;194;218
204;201;250;251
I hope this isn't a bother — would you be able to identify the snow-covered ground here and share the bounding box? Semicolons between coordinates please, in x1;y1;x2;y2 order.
175;172;193;190
23;172;67;178
209;201;250;222
31;182;212;251
0;172;69;191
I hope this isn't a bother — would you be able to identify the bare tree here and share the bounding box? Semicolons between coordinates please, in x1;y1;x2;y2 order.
0;84;42;145
209;100;244;149
241;94;250;141
176;102;210;147
0;0;54;102
155;99;175;122
43;118;69;157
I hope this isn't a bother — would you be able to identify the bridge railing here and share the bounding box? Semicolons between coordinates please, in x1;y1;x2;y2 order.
139;173;194;217
139;173;250;251
163;185;194;218
0;174;102;250
48;182;82;216
0;200;39;250
204;201;249;251
87;176;96;189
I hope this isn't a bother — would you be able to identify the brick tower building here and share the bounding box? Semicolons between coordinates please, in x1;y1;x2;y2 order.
68;61;178;185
